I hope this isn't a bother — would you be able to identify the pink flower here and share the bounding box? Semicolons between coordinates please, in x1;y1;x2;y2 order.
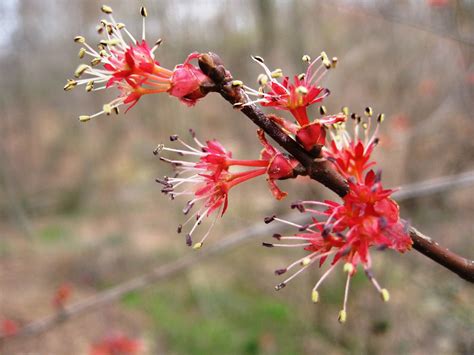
264;109;411;322
155;129;297;248
242;54;345;152
65;6;210;122
245;54;333;125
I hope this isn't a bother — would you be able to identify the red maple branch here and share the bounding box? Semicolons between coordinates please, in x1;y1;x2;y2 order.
198;52;474;283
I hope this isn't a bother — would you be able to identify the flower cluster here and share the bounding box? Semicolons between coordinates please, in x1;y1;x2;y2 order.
243;54;345;153
64;6;415;322
64;5;210;122
264;109;412;322
155;129;298;249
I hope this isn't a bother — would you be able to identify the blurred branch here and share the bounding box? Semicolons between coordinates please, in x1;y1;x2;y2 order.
393;169;474;200
2;169;474;342
0;213;287;341
324;2;474;47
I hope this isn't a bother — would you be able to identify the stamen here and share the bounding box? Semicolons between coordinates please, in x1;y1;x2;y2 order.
311;263;337;303
140;6;148;40
339;264;353;324
364;267;390;302
275;256;319;291
101;5;113;14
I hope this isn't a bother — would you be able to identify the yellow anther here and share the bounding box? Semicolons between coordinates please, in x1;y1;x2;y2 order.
192;242;203;250
96;25;104;35
271;68;283;78
63;80;77;91
79;115;91;122
343;263;354;274
140;6;148;17
311;290;319;303
85;81;94;92
116;23;125;30
381;289;390;302
231;80;243;87
100;19;108;27
377;113;385;123
364;106;373;117
100;38;120;46
106;24;114;35
321;51;331;69
74;64;89;78
257;74;268;86
74;36;85;44
155;38;163;47
101;5;113;14
319;106;327;115
302;54;311;63
338;310;347;324
99;50;107;57
298;73;305;80
103;104;112;115
90;57;102;66
296;86;308;95
331;57;338;68
300;257;311;266
362;122;368;130
78;47;86;59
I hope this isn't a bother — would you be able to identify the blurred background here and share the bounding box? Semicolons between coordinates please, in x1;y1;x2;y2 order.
0;0;473;354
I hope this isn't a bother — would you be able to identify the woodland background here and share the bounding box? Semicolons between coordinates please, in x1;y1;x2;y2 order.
0;0;473;354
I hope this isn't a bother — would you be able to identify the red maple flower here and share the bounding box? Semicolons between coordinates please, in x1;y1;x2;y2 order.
156;129;297;248
52;283;73;309
264;109;411;322
89;333;141;355
65;6;210;122
324;109;382;182
1;318;18;337
242;54;345;152
245;54;333;125
268;112;345;152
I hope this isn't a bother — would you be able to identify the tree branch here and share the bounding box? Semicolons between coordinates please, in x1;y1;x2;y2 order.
198;52;474;283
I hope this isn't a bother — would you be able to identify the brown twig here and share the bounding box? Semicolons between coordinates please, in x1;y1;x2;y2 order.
198;52;474;283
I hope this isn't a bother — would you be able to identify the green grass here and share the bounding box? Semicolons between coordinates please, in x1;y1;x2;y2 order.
122;281;310;355
38;224;71;244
